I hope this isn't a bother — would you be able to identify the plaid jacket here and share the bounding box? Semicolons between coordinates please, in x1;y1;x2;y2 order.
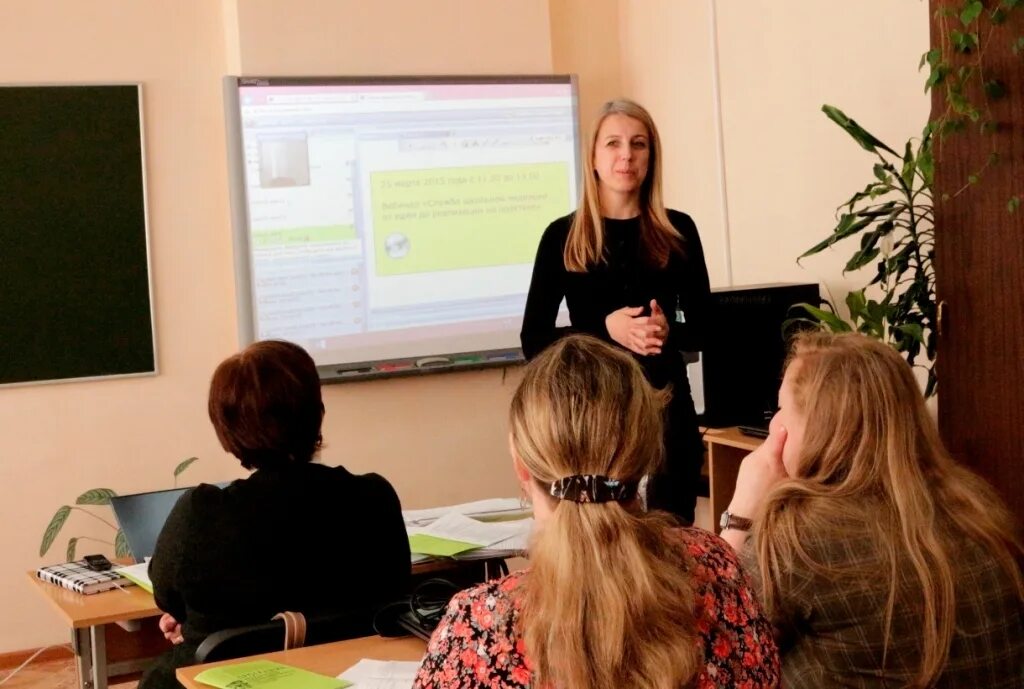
748;527;1024;688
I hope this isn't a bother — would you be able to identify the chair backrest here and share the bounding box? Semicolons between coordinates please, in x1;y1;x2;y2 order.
194;610;376;664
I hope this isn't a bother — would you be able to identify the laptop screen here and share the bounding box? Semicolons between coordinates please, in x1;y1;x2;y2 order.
109;487;189;562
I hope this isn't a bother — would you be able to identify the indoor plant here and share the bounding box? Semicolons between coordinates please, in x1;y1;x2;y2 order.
39;457;199;560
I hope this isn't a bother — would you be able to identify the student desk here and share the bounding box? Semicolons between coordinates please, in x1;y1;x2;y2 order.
27;556;505;689
176;635;426;688
26;571;161;689
701;426;763;532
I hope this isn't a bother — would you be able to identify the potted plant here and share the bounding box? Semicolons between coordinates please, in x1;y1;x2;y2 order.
39;457;199;560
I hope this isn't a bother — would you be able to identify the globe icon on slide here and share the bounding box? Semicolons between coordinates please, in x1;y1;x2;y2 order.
385;233;410;259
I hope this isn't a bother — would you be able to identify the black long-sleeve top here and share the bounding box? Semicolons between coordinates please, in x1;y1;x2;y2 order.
149;462;411;645
521;210;711;389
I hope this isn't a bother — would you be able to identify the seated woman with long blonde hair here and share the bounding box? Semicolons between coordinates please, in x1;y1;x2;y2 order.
413;334;780;689
722;332;1024;688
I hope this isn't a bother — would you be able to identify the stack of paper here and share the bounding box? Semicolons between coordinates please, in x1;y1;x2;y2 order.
337;659;421;689
114;561;153;593
403;498;528;528
407;512;532;557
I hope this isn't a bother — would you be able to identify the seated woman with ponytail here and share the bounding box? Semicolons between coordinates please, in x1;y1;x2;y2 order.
413;335;780;689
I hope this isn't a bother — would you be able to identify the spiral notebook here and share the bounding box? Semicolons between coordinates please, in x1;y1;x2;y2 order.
36;560;134;595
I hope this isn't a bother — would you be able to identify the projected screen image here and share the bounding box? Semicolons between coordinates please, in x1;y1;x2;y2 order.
226;76;578;372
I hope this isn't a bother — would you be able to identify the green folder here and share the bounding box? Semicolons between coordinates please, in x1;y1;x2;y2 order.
194;660;351;689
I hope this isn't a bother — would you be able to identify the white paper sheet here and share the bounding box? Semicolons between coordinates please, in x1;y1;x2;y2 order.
337;659;421;688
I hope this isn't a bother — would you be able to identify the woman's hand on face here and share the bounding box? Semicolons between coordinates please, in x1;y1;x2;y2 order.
605;305;664;356
727;421;790;520
159;613;184;645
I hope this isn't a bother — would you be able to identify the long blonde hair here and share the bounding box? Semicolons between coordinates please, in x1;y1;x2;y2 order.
510;334;700;689
756;332;1024;687
565;99;681;271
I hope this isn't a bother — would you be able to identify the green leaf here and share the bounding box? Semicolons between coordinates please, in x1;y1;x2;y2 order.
896;323;925;344
968;174;979;185
845;247;881;273
799;213;871;259
1009;196;1021;213
845;289;868;321
951;29;978;53
960;0;983;25
114;529;131;559
792;303;853;333
873;163;890;183
67;537;79;561
983;80;1007;100
925;64;948;91
1013;36;1024;55
917;146;934;186
919;48;941;70
822;105;899;155
40;506;71;557
173;456;199;478
76;488;117;506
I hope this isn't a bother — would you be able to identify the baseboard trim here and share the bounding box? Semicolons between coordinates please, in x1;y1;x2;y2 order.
0;643;74;671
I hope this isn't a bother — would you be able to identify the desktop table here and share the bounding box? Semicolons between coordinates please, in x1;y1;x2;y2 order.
26;571;161;689
176;634;426;688
27;556;504;689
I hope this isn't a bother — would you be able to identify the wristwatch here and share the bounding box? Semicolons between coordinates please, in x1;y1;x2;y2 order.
719;510;753;532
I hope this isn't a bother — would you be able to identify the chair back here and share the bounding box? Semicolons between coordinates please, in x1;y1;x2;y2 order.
194;609;376;664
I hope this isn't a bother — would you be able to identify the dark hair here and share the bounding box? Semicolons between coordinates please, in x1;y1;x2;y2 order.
208;340;324;470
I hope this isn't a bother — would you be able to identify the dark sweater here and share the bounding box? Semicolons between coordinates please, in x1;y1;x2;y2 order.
149;462;410;644
521;210;711;389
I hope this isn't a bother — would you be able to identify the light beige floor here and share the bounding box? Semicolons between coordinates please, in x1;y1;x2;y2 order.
0;655;138;689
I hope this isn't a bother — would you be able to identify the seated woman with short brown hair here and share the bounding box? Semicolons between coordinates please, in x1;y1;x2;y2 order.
140;340;410;689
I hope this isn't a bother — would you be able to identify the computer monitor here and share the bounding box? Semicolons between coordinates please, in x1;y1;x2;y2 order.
689;282;821;428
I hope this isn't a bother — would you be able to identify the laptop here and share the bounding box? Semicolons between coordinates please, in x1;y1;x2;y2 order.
109;487;190;562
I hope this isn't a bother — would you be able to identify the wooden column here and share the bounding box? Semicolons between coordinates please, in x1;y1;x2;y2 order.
929;2;1024;522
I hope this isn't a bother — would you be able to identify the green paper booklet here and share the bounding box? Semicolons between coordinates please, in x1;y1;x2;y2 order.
407;533;481;557
194;660;350;689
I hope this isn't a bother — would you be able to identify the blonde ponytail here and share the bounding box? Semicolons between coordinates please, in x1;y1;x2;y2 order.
511;335;701;689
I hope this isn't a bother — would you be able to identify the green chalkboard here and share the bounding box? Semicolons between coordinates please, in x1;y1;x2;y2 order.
0;85;155;386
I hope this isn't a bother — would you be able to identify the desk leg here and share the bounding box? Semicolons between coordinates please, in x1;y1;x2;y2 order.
707;443;747;534
90;624;108;689
72;625;108;689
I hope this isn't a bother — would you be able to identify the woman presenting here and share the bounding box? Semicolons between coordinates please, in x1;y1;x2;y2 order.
521;98;710;524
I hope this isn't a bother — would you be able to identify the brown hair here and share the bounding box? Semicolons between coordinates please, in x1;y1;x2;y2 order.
565;98;681;272
510;334;700;689
755;332;1024;686
208;340;324;470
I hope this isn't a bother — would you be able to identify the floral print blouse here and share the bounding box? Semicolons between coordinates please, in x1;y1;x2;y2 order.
412;527;780;688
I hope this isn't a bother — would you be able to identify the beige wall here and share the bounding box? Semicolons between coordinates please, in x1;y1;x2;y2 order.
0;0;547;653
1;0;930;653
588;0;930;299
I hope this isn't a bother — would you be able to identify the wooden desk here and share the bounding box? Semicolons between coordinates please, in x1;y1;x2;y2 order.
176;635;426;689
28;556;490;689
702;427;763;532
26;571;160;689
